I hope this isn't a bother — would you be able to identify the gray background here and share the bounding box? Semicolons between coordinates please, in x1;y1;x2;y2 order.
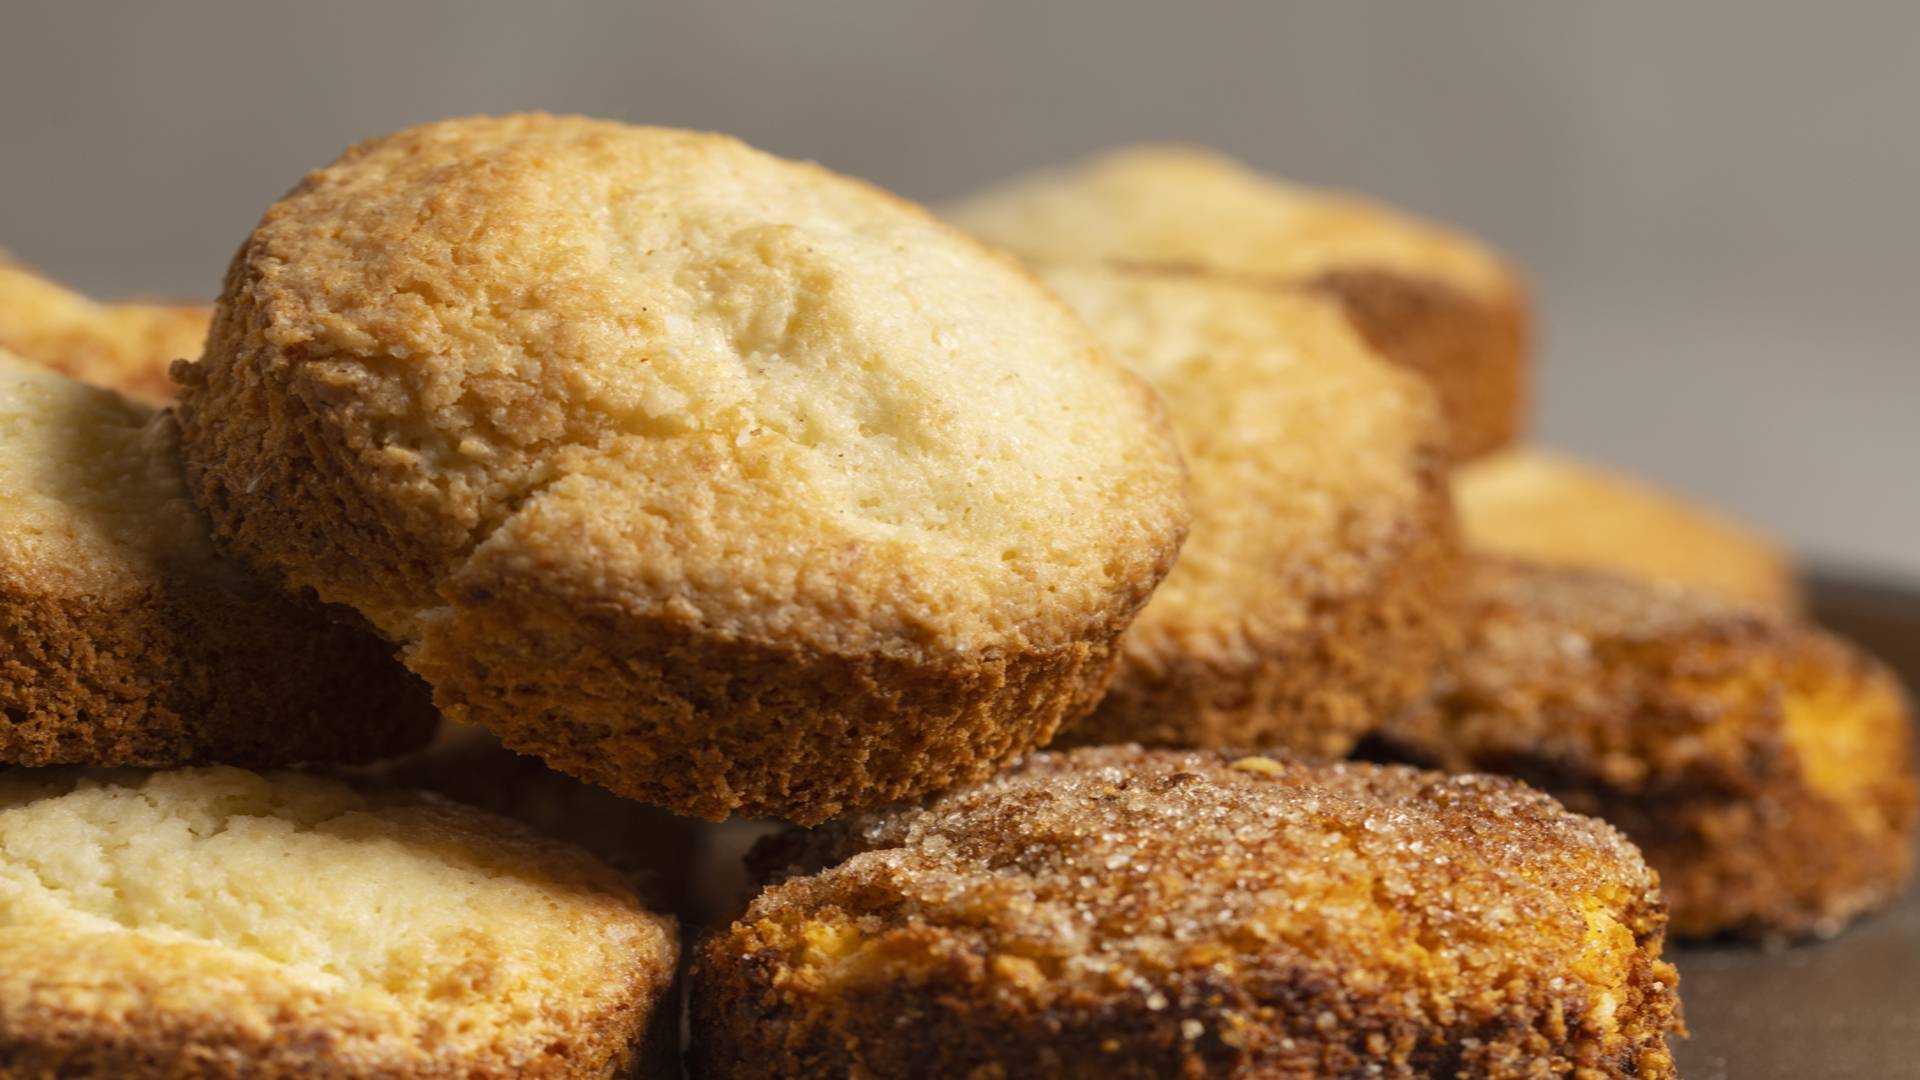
3;1;1913;580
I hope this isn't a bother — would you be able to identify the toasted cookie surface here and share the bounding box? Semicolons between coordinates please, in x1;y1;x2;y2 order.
692;746;1681;1079
0;767;679;1077
1375;558;1916;940
174;115;1188;823
1457;448;1801;610
0;257;209;401
1039;266;1459;757
949;145;1529;460
0;350;434;767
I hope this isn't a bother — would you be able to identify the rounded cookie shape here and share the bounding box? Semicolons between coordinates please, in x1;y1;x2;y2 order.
174;115;1189;823
692;746;1681;1079
0;256;210;402
1037;266;1460;757
0;766;680;1078
0;350;434;768
1457;448;1801;611
1374;557;1916;941
949;145;1530;461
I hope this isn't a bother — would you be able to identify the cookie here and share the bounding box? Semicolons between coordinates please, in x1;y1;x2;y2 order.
1457;447;1801;610
0;350;434;768
0;255;209;401
1039;265;1460;757
173;115;1188;823
1373;558;1916;940
692;746;1680;1079
0;766;679;1077
949;145;1529;460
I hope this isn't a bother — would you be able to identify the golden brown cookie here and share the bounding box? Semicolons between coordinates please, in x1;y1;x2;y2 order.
0;256;209;401
1457;447;1802;611
949;145;1530;461
0;766;680;1077
1372;558;1916;941
379;722;697;915
174;115;1188;824
0;350;434;768
1038;265;1460;757
692;746;1680;1079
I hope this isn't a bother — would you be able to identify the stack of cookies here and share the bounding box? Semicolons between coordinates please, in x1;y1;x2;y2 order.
0;115;1909;1078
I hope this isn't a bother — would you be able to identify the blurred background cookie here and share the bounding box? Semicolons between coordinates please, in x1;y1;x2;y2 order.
693;746;1680;1079
1037;265;1459;757
173;115;1189;823
1371;558;1916;941
0;256;207;402
0;350;434;768
949;145;1529;462
0;766;679;1077
1458;447;1802;611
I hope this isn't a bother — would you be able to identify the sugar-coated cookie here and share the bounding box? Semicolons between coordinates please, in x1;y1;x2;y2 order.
1374;558;1915;940
693;746;1680;1079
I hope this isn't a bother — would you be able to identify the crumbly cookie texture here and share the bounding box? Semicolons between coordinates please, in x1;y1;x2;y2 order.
175;114;1189;824
693;746;1681;1079
0;767;680;1078
1373;558;1916;941
1457;447;1801;611
0;256;209;401
949;144;1530;460
0;350;434;767
1039;266;1460;757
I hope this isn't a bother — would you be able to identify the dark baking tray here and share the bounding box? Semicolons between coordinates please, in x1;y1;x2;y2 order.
1670;571;1920;1079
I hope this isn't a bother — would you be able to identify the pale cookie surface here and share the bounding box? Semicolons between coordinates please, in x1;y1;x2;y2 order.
1375;558;1916;940
0;767;679;1078
1039;266;1459;757
1457;447;1802;611
950;145;1529;460
175;115;1187;822
0;257;209;401
693;746;1680;1079
0;350;433;767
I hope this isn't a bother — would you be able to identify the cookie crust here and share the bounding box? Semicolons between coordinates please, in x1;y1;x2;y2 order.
0;256;209;402
949;144;1531;461
0;352;434;768
692;747;1681;1079
1306;267;1527;461
1071;480;1460;758
1373;558;1916;940
1456;448;1802;611
1036;266;1463;758
0;767;680;1078
173;115;1188;823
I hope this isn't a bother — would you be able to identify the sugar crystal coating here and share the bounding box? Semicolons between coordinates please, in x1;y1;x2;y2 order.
693;746;1680;1078
1375;557;1917;940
